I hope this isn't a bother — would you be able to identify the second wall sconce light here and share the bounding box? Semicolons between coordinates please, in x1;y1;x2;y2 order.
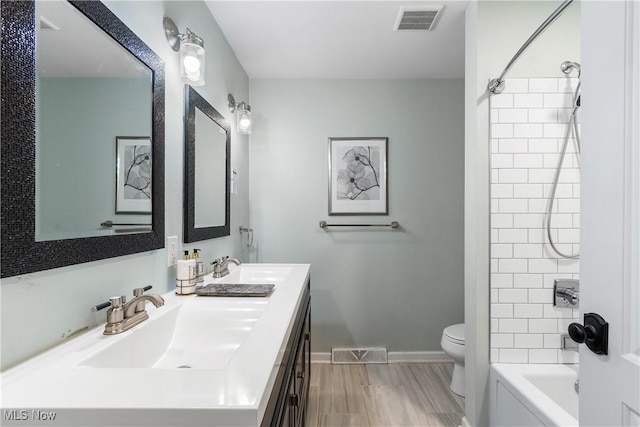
163;17;205;86
228;94;252;134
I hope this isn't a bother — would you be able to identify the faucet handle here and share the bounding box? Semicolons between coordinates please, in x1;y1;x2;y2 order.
91;301;111;312
110;296;124;308
133;285;153;297
105;296;125;325
554;279;579;308
91;295;125;312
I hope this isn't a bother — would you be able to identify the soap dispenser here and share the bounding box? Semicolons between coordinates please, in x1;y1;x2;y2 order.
176;251;196;295
192;249;204;284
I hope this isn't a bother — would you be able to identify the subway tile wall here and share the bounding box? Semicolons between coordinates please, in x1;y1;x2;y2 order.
490;78;580;364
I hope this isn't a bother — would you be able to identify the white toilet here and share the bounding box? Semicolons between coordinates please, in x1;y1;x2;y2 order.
440;323;465;397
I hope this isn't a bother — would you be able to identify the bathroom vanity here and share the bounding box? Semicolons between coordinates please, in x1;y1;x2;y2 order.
261;274;311;427
0;264;311;427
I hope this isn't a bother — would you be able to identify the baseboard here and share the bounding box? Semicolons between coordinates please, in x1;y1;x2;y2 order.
311;351;453;364
387;351;452;363
311;352;331;363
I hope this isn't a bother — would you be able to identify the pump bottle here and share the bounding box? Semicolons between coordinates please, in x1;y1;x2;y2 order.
176;251;196;295
192;249;204;283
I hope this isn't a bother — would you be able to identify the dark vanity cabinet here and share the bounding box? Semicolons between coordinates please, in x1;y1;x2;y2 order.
262;280;311;427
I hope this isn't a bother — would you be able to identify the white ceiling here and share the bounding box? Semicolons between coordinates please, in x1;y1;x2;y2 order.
36;0;150;78
205;1;469;79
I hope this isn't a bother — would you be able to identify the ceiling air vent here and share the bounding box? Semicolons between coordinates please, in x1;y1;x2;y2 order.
394;6;443;32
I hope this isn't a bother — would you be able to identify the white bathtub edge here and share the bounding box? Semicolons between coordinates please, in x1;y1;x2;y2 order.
490;364;579;427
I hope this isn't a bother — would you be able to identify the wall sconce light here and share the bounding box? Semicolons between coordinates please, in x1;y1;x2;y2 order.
163;17;205;86
228;94;252;134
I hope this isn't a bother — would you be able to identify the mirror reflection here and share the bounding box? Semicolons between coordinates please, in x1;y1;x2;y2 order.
35;0;153;241
194;108;227;228
184;86;230;243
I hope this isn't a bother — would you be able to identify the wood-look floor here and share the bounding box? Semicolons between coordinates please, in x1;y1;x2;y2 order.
306;362;464;427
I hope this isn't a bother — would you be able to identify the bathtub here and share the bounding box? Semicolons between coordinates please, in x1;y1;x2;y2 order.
490;364;579;427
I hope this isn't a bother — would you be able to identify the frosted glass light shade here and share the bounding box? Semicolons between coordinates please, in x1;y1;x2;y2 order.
180;41;205;86
237;108;252;134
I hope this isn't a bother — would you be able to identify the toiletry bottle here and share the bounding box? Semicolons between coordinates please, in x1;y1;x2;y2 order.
192;249;204;284
176;251;196;295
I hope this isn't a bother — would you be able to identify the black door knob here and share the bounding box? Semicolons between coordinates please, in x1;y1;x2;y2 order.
568;313;608;355
568;323;598;343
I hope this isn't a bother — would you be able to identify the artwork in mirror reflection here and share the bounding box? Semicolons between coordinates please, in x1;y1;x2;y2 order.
34;0;153;241
184;86;231;243
116;137;152;214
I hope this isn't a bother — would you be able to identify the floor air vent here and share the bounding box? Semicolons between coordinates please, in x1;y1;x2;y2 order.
331;347;388;364
394;6;443;32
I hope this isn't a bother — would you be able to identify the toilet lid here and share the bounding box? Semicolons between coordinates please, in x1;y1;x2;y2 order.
444;324;465;344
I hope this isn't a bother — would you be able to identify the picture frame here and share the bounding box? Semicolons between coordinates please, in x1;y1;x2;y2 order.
116;136;152;214
328;137;388;215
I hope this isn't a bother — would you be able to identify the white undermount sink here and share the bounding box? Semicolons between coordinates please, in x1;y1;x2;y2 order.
80;299;267;370
79;266;290;370
218;264;293;284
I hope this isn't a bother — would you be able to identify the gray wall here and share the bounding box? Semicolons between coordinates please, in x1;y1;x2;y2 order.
249;79;464;353
1;0;250;370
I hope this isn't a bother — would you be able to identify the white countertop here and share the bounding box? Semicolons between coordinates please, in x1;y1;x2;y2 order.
0;263;311;427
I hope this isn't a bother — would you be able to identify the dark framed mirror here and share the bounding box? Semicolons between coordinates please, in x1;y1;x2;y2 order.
1;0;165;278
184;85;230;243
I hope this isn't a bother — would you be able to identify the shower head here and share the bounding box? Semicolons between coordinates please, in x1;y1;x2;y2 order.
561;61;581;75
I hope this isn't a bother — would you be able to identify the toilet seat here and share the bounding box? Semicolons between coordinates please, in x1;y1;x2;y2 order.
443;324;465;345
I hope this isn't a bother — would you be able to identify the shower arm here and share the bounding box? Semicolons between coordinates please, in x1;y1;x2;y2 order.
488;0;575;94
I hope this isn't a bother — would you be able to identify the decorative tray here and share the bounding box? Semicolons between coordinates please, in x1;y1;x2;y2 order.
196;283;275;297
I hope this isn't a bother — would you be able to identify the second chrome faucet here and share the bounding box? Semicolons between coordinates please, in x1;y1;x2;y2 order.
211;256;241;278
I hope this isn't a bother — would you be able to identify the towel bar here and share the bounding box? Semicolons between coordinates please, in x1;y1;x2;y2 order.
319;221;399;229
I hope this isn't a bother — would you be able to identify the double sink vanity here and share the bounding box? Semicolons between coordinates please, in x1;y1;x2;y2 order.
1;264;311;427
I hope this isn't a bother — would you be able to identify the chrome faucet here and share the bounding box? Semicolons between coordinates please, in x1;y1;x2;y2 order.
211;256;241;278
92;286;164;335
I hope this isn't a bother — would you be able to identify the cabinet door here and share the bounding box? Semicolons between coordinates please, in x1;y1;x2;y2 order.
293;313;311;426
301;315;311;423
304;310;311;392
280;400;292;427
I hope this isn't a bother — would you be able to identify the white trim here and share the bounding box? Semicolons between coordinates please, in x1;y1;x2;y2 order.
311;352;331;363
387;351;452;363
624;0;640;361
311;351;452;364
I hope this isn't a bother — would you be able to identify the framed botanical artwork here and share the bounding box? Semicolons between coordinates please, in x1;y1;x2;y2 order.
328;137;388;215
116;136;152;214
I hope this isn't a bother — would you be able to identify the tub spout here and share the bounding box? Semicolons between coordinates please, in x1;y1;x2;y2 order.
561;334;579;352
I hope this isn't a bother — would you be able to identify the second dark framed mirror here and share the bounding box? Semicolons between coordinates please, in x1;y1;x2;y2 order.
184;86;230;243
